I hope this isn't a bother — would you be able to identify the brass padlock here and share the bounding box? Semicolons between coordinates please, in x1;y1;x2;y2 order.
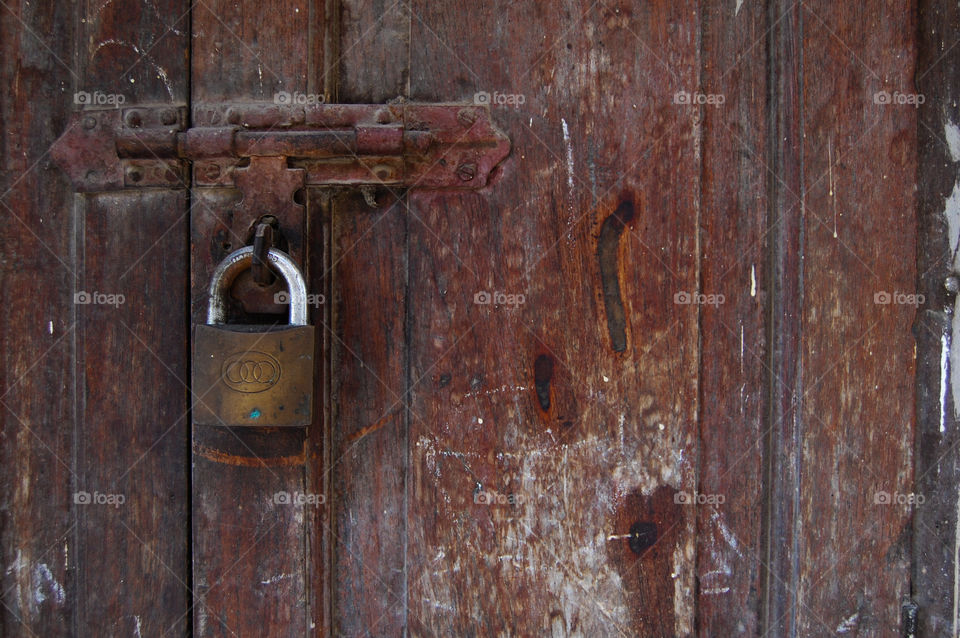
192;246;315;427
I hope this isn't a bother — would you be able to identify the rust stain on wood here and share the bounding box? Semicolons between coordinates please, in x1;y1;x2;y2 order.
345;410;396;443
192;441;306;467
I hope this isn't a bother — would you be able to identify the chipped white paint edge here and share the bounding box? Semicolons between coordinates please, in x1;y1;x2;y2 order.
750;264;757;297
735;0;744;16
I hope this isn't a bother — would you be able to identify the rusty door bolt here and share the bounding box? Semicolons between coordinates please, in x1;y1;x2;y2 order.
456;163;477;181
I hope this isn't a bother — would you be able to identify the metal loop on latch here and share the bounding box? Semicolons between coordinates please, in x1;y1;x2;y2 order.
206;246;308;326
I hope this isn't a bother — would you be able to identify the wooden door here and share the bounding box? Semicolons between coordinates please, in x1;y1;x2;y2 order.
2;1;956;636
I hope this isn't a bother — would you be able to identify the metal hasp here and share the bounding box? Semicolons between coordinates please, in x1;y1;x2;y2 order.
50;102;511;192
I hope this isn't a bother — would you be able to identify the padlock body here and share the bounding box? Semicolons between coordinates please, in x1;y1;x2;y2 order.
192;324;315;426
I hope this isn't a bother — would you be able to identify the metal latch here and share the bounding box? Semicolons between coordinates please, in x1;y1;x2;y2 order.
51;102;511;193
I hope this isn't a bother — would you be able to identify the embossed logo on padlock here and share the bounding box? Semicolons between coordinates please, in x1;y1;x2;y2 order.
192;247;315;427
220;351;282;393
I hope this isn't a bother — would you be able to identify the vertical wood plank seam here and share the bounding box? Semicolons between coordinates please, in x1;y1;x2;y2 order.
694;2;705;632
760;1;805;635
70;192;83;638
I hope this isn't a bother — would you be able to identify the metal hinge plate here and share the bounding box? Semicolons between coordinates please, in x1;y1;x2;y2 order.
51;102;511;192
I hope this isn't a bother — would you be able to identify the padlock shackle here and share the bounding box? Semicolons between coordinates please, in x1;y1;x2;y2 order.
206;246;309;326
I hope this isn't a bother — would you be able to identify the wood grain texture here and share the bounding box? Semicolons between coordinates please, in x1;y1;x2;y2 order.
405;1;700;634
329;3;410;634
189;2;319;636
697;0;768;633
0;3;77;635
74;0;192;634
761;1;806;633
75;191;191;636
327;191;408;636
915;0;960;634
2;0;192;635
796;2;916;634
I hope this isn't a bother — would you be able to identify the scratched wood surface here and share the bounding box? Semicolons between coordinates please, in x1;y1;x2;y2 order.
404;2;701;635
328;2;411;634
794;3;916;634
75;2;193;634
697;1;768;632
0;3;78;636
915;0;960;635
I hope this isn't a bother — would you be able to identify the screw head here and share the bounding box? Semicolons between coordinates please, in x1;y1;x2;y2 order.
373;164;393;181
81;116;97;130
159;109;178;126
124;110;142;128
456;162;477;181
125;166;143;183
225;108;240;125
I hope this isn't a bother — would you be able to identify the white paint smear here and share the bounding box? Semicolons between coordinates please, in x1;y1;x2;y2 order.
943;332;951;434
561;118;575;190
946;120;960;162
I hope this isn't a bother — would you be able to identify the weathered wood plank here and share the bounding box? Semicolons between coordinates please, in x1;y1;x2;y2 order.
75;190;190;636
915;0;960;634
76;0;192;631
0;4;77;635
405;1;700;634
697;1;769;632
795;2;917;635
327;191;408;635
189;2;318;636
329;3;410;634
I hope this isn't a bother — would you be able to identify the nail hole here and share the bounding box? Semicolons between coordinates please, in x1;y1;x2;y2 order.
534;354;553;411
628;521;657;555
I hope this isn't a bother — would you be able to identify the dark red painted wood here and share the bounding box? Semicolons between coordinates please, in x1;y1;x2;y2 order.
1;3;78;634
